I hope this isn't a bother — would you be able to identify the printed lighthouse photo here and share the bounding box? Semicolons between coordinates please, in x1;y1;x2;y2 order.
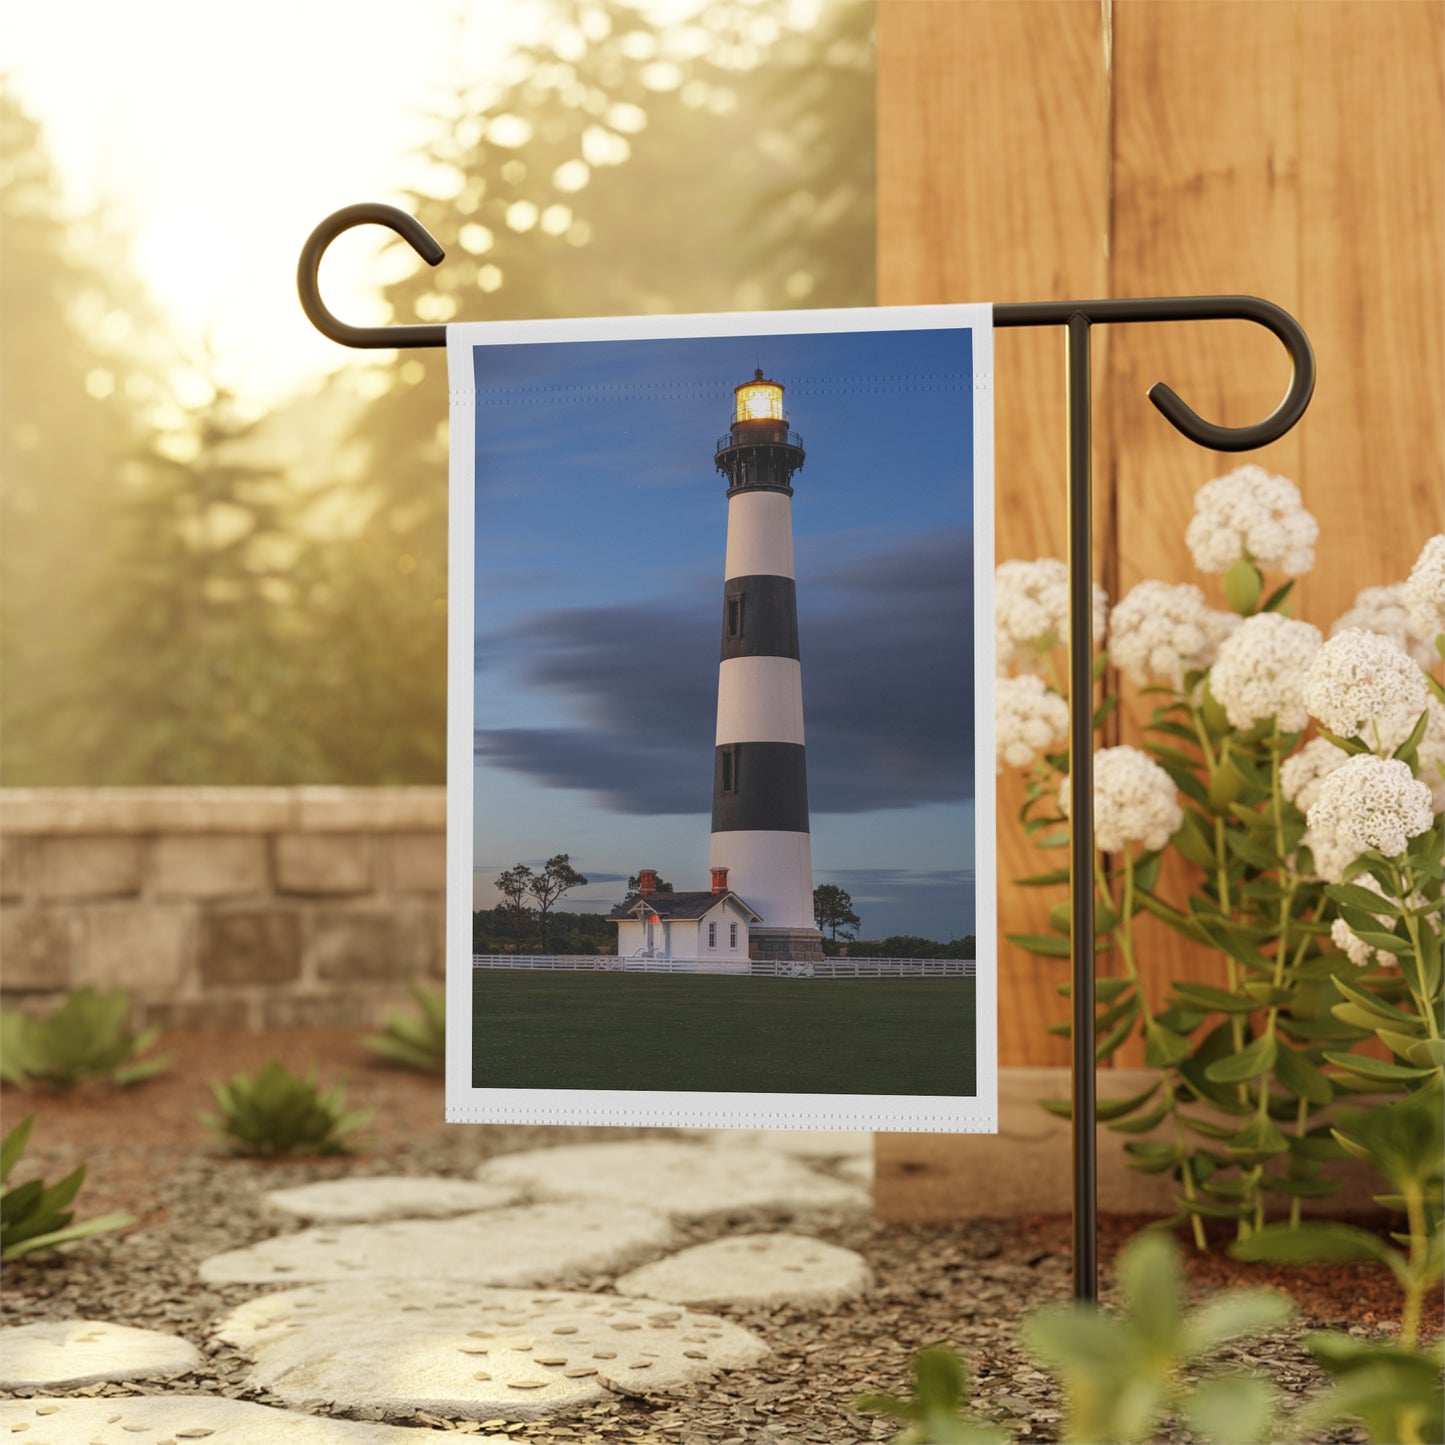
449;308;996;1130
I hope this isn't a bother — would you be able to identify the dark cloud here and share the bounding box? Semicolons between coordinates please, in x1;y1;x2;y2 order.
474;530;974;816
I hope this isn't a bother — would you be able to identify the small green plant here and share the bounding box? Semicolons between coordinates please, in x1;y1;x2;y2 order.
362;981;445;1074
1233;1085;1444;1443
1020;1231;1293;1445
857;1233;1295;1445
0;988;171;1089
202;1059;372;1157
854;1345;1010;1444
1;1117;133;1261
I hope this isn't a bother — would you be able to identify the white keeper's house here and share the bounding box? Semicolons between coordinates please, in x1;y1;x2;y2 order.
608;867;761;972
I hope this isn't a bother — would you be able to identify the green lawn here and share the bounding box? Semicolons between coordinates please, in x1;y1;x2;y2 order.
471;970;976;1096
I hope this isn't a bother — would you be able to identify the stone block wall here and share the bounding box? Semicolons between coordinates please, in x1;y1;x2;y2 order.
0;789;446;1030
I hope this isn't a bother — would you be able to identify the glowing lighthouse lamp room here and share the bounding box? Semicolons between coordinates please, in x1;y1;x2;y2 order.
611;371;826;969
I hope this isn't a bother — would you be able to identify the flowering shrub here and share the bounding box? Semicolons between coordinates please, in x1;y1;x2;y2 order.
997;467;1444;1248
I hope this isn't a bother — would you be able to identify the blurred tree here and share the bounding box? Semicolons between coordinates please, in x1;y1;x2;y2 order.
0;85;166;781
304;0;875;783
87;370;321;782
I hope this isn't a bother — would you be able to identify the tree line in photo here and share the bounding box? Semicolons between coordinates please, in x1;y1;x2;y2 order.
0;0;873;787
472;866;975;959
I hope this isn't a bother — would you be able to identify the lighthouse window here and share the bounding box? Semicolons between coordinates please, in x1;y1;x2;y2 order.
726;592;745;639
708;922;717;948
720;746;737;793
729;922;738;948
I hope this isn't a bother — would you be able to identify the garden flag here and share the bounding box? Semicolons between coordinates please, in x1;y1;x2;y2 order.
444;307;997;1132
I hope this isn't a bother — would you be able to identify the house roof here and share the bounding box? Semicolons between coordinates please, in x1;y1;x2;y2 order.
607;891;762;923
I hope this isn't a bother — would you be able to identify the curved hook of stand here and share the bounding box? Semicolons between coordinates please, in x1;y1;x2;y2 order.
997;294;1315;452
297;202;447;349
1133;296;1316;453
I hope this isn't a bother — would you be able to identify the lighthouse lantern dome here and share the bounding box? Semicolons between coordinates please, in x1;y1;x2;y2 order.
734;370;786;424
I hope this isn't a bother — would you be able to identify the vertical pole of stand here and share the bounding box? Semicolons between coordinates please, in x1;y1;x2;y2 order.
1066;313;1098;1303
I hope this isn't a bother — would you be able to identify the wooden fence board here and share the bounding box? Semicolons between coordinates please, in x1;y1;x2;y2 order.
877;0;1444;1099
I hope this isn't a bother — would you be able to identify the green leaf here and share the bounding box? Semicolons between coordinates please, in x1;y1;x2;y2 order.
1315;726;1372;756
1260;579;1296;614
1391;707;1431;768
1181;1376;1277;1445
1107;1097;1174;1135
1204;1033;1278;1084
1350;928;1412;957
1170;981;1257;1014
1;1211;135;1262
1006;933;1073;959
1322;1051;1436;1082
1144;1020;1193;1068
1407;1037;1445;1069
1056;977;1133;1002
1326;882;1403;917
1224;558;1263;615
1225;1116;1290;1162
1331;974;1421;1024
1272;1045;1334;1105
1230;1222;1400;1270
1180;1290;1295;1357
0;1117;33;1184
1124;1140;1183;1174
1018;867;1071;887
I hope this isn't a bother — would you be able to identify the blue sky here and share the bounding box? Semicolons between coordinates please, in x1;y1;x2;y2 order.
472;324;979;940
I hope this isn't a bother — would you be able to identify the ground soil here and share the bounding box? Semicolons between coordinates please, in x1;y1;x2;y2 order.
2;1029;1438;1443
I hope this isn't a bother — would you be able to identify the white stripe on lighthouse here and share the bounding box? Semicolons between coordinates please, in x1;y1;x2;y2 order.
724;491;796;580
715;657;806;745
709;829;815;930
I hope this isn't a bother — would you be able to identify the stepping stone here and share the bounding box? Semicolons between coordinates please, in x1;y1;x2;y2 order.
214;1280;769;1422
0;1321;201;1388
615;1233;872;1308
686;1127;874;1162
199;1201;671;1287
0;1395;467;1440
264;1176;518;1223
474;1141;868;1220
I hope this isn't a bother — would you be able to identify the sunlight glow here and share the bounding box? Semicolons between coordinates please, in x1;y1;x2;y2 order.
0;0;548;406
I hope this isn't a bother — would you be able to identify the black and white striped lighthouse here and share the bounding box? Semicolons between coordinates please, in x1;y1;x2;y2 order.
709;371;825;964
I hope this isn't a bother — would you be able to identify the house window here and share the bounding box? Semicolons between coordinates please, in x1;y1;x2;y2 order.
729;923;738;948
726;592;745;639
708;922;717;948
720;746;738;793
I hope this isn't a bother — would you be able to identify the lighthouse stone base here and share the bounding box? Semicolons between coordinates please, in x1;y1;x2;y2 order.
748;927;826;965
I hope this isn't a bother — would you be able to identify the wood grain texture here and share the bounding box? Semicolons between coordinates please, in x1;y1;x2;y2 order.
878;0;1444;1085
878;0;1111;1066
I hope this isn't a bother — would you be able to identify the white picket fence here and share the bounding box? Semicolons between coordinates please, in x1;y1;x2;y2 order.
472;954;974;978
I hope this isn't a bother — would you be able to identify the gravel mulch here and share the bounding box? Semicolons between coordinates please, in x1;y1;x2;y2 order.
2;1029;1434;1444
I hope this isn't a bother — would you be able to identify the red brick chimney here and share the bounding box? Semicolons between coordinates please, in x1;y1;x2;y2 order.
638;868;657;896
710;866;729;894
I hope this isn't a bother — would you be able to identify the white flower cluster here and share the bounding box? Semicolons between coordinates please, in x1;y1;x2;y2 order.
1184;465;1319;575
1306;754;1435;861
1329;872;1400;970
1280;737;1350;815
1404;533;1445;643
1300;822;1360;886
1208;612;1322;732
1107;581;1238;688
1332;584;1436;669
995;674;1070;772
995;558;1107;676
1302;628;1430;749
1059;745;1182;854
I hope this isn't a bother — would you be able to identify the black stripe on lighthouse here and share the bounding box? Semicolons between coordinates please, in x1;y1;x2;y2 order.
711;741;810;833
720;575;799;661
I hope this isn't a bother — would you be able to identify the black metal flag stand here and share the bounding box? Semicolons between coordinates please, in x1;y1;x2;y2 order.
299;202;1317;1303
